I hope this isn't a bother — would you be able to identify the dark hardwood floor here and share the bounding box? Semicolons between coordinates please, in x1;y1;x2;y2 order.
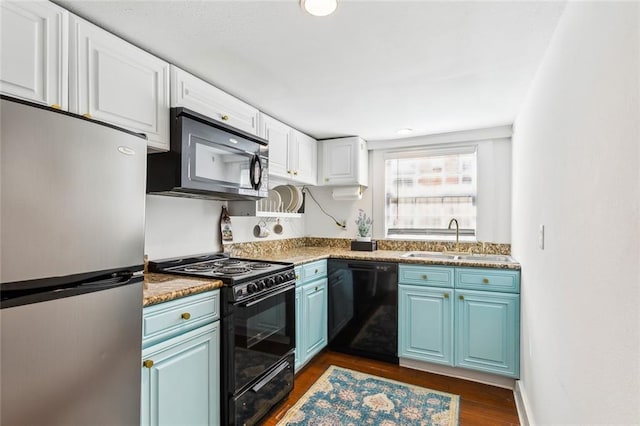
261;350;520;426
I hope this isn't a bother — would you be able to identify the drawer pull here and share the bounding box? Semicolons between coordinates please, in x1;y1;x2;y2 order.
443;293;449;299
459;295;464;300
295;274;300;280
315;286;318;292
181;312;191;320
51;104;61;109
315;269;319;274
221;114;229;121
142;359;154;369
294;171;299;176
421;274;428;280
482;278;489;284
82;113;92;119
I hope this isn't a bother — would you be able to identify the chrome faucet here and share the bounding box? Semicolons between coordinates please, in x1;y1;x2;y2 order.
448;218;460;251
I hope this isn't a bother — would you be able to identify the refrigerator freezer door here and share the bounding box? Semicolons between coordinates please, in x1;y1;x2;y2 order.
0;98;147;284
0;280;143;426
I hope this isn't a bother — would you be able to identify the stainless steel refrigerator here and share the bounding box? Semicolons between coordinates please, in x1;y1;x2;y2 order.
0;96;147;426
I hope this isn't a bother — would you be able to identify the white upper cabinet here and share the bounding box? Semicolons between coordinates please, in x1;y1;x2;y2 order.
170;66;260;137
261;114;291;179
69;16;170;151
261;113;317;186
0;1;68;109
319;136;368;186
291;129;317;186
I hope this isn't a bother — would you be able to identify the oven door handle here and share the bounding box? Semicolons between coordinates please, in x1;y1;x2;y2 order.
251;360;290;393
238;284;294;308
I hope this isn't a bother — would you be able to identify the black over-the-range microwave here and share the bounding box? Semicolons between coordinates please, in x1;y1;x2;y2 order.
147;107;268;200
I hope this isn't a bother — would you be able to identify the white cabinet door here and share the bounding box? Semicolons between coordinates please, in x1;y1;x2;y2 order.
0;1;68;109
320;136;368;186
171;65;259;136
261;113;291;180
291;130;317;186
69;17;170;151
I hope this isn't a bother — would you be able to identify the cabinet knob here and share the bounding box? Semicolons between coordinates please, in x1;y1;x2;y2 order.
294;171;298;176
82;113;92;119
421;274;428;280
444;293;449;299
51;104;61;110
325;178;329;182
221;114;229;121
315;269;318;274
295;274;300;280
315;286;318;292
287;170;292;174
181;312;191;320
142;359;154;369
459;295;464;300
482;278;489;284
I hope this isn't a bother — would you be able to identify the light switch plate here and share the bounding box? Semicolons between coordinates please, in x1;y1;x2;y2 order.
538;224;545;249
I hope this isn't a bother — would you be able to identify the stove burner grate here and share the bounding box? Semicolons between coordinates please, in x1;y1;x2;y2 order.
216;266;252;276
214;259;243;267
249;263;272;270
182;263;217;272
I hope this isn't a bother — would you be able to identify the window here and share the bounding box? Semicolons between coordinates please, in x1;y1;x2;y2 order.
384;146;477;239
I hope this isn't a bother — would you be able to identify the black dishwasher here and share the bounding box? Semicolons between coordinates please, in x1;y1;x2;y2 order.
327;259;398;364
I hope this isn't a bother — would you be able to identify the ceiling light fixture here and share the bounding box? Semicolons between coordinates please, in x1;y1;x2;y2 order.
397;128;414;135
301;0;338;17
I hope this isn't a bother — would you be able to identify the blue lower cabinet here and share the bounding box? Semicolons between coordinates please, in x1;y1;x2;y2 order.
295;260;328;372
455;289;520;378
141;321;220;426
398;285;454;366
302;278;328;361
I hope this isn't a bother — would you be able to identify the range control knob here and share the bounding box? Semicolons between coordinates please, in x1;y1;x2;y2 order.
276;274;285;284
256;280;266;290
287;271;296;281
265;277;276;287
247;283;258;294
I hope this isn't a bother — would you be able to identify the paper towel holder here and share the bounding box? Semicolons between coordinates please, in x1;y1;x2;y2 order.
332;185;363;201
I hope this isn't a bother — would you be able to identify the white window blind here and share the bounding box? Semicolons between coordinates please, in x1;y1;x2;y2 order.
384;146;477;238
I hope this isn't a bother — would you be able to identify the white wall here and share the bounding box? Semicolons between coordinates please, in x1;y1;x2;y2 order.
144;195;225;259
144;195;306;259
302;185;373;239
512;2;640;424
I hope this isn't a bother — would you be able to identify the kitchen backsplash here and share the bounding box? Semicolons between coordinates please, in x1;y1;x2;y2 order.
225;237;511;257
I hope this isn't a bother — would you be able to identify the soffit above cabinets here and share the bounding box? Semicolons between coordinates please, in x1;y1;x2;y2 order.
54;1;566;142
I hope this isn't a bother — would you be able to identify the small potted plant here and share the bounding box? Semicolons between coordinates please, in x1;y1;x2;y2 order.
354;209;373;241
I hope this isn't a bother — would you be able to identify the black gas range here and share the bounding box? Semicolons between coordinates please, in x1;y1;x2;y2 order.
148;253;296;426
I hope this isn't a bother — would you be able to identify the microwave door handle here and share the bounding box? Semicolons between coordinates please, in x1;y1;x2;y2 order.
250;154;262;190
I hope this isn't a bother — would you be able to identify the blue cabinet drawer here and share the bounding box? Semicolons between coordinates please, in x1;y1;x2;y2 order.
302;260;327;283
399;264;454;288
455;268;520;293
142;290;220;348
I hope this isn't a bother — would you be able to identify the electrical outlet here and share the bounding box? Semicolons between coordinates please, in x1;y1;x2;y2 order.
538;224;545;249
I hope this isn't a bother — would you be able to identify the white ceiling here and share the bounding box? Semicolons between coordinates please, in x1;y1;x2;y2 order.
56;0;566;141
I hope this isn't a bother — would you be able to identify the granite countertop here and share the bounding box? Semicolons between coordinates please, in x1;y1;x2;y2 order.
252;247;521;270
143;273;223;307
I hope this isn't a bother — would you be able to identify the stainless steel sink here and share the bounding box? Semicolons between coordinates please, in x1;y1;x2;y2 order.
401;251;515;263
458;254;515;262
401;251;461;260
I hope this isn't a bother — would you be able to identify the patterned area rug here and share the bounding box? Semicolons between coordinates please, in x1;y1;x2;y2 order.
277;366;459;426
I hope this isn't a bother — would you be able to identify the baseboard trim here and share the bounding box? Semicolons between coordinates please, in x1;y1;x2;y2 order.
514;380;533;426
399;358;516;389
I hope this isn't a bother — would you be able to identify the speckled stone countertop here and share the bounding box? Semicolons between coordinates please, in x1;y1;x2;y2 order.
143;273;223;307
248;247;521;270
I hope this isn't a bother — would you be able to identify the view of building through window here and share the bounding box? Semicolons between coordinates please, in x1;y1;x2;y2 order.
385;148;477;238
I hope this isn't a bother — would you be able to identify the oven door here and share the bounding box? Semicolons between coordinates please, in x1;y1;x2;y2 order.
231;284;296;393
